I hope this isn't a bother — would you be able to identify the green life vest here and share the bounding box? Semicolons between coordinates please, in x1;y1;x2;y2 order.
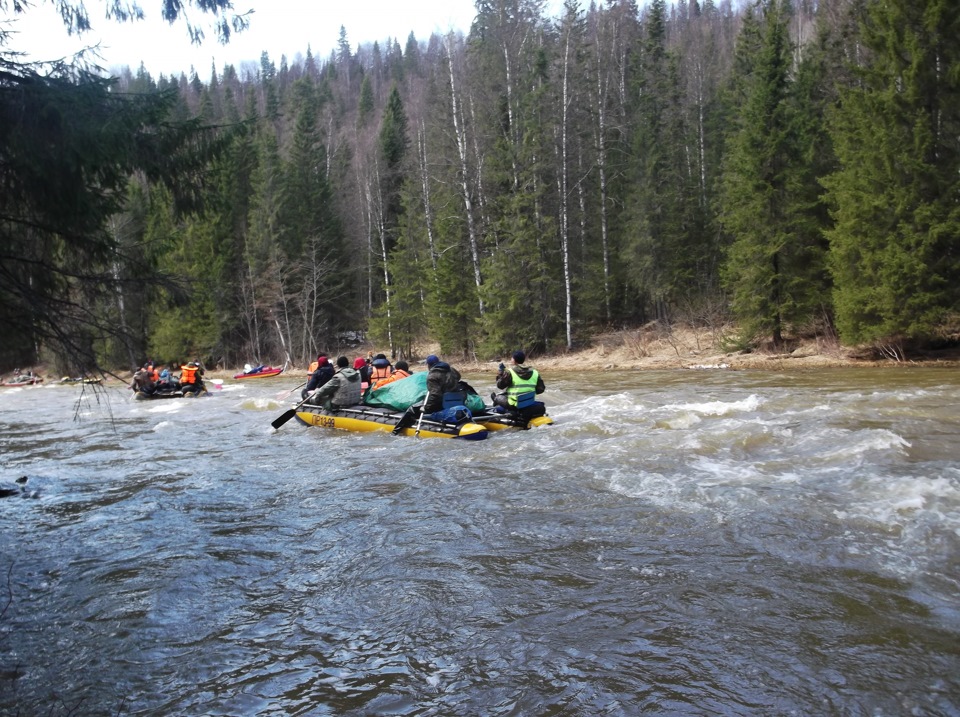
506;367;538;408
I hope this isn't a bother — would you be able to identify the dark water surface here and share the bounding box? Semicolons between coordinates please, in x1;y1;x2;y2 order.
1;368;958;716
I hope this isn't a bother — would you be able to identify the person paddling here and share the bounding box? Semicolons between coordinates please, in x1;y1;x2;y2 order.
302;355;334;399
307;356;362;409
391;355;464;435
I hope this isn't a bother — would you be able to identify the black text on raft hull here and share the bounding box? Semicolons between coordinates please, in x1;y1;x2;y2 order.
294;404;488;440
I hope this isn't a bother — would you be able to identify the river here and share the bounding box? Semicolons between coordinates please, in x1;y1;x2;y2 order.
1;368;958;716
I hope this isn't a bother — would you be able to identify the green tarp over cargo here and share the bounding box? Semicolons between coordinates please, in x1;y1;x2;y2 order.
363;372;486;413
364;372;428;411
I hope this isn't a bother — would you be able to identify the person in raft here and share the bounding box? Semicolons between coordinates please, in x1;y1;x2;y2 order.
492;350;546;416
131;366;156;394
306;356;362;409
302;354;334;399
391;355;465;435
179;360;205;394
372;360;411;389
368;353;393;390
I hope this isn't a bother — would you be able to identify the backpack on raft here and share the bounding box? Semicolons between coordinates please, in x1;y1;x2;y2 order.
457;380;487;414
428;390;473;425
429;405;473;425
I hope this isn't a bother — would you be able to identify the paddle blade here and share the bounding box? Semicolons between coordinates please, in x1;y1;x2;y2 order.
271;408;297;430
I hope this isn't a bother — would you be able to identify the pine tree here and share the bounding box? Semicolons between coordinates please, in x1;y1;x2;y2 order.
0;0;250;371
823;0;960;345
379;85;410;223
357;75;374;127
720;0;828;346
622;0;698;322
282;76;347;354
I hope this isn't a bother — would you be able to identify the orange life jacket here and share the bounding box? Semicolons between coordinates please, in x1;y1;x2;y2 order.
374;369;410;389
308;361;318;374
180;365;199;384
368;365;392;389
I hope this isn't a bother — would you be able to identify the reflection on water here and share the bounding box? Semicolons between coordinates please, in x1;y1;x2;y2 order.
1;369;959;715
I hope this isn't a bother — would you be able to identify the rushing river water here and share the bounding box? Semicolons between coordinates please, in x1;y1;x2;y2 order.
1;368;959;716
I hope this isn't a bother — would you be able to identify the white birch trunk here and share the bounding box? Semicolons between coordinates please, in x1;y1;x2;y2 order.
107;215;138;369
592;15;612;322
467;94;491;247
372;158;393;352
417;122;438;274
445;34;484;315
560;24;573;351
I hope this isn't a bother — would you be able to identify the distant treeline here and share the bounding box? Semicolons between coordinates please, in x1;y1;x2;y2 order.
2;0;957;373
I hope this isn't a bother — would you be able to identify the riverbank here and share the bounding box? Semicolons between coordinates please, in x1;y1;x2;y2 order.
7;327;960;385
453;326;960;373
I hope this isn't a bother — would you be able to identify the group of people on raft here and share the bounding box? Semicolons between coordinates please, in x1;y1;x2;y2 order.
300;350;546;433
131;360;206;396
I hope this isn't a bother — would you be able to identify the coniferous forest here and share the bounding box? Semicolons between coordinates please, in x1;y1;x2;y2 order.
1;0;958;374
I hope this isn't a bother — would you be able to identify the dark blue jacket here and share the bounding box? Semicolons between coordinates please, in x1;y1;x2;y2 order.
303;364;335;398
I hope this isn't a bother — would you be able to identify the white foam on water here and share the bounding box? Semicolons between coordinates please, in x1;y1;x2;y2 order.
241;397;285;411
810;427;912;463
835;472;960;528
553;392;645;419
146;401;182;414
655;412;702;430
829;469;960;579
663;393;763;416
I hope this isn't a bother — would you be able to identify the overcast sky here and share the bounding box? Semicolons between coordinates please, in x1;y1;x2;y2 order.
8;0;535;78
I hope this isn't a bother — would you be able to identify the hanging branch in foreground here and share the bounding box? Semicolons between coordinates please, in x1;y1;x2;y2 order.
0;61;240;373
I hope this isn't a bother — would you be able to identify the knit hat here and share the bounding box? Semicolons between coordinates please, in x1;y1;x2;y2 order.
425;354;439;368
512;350;526;364
353;357;367;370
317;356;329;367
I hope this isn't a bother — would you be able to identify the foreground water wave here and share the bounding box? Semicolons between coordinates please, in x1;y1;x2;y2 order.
1;368;958;715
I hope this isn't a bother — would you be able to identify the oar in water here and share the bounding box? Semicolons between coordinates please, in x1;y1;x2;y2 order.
271;392;315;430
276;380;307;400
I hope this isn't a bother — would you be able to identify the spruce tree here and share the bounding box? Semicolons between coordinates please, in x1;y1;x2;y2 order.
720;0;828;346
822;0;960;345
623;0;699;322
0;0;249;372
